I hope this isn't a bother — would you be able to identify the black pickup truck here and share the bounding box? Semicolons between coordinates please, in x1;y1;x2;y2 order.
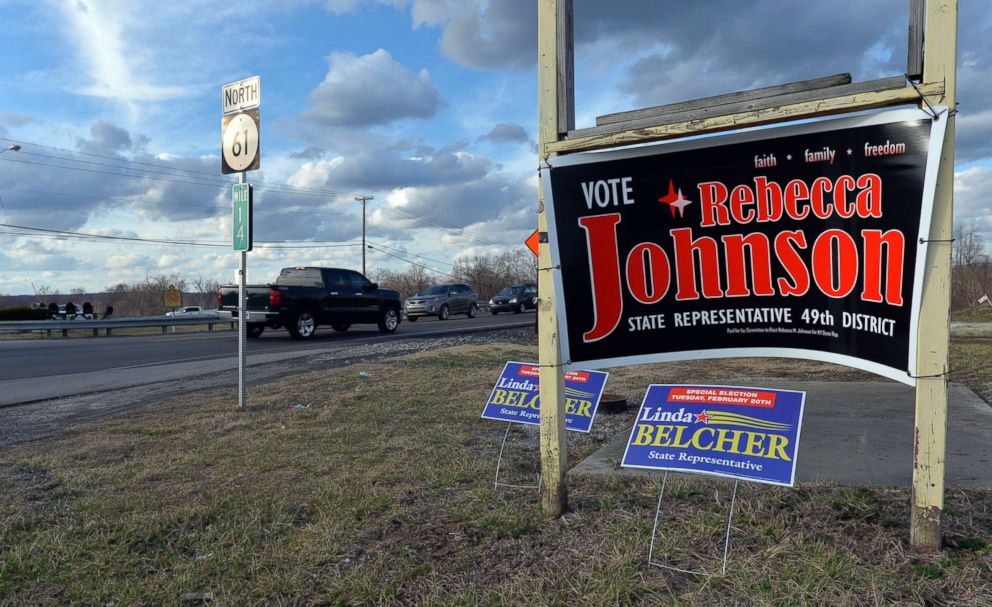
218;267;402;339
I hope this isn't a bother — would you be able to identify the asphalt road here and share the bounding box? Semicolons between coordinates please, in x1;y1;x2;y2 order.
0;312;534;406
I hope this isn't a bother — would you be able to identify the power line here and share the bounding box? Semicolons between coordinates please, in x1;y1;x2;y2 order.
3;159;511;248
0;223;366;250
383;206;510;248
1;138;520;252
0;186;360;216
366;240;455;268
366;244;460;280
0;145;357;200
1;137;360;199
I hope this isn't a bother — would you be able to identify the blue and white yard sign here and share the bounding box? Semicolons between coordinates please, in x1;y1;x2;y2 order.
481;361;609;433
621;384;805;486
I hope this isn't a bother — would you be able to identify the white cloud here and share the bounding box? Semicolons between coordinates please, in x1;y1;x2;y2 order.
956;167;992;226
59;1;188;107
105;253;149;270
303;49;446;128
478;122;530;145
157;254;180;269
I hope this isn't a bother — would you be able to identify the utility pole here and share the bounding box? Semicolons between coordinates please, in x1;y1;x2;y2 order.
355;195;373;276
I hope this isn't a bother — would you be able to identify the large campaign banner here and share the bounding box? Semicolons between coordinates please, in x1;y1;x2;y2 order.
543;108;946;385
621;384;805;486
481;361;609;433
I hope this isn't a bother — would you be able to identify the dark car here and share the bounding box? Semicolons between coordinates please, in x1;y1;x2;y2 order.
220;267;402;339
404;283;478;321
489;283;537;314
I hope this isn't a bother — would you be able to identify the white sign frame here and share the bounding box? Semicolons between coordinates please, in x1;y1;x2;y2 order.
541;107;946;386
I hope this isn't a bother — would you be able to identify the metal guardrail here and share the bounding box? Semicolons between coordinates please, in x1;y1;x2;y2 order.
0;316;988;339
0;313;235;336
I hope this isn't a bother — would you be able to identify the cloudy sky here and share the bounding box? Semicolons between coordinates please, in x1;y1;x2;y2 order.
0;0;989;295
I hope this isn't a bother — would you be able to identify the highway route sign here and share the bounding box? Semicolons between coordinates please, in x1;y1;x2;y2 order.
222;109;260;174
233;183;253;251
222;75;260;115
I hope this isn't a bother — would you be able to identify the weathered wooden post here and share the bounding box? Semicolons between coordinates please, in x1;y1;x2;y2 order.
911;0;957;552
536;0;573;517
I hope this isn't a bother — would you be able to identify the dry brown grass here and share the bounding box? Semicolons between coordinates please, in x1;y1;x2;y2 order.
1;342;990;606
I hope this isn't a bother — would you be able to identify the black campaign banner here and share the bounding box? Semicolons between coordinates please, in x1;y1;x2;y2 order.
544;108;945;385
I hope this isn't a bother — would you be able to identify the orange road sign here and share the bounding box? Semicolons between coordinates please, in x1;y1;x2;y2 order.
525;229;540;257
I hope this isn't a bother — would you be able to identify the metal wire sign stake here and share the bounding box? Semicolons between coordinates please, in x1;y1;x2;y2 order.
621;384;806;576
493;422;542;491
647;472;739;576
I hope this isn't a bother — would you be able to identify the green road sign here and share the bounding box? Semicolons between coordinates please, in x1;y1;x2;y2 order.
233;183;253;251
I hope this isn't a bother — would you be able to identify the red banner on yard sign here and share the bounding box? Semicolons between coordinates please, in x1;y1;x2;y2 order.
542;108;945;385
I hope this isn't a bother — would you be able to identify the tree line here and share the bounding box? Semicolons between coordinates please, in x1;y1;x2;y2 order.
371;250;537;300
0;275;220;318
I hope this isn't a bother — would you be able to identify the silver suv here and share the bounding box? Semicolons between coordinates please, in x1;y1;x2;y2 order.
404;283;478;321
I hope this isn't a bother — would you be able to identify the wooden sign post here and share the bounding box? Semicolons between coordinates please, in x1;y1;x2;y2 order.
536;0;573;517
911;0;957;552
535;0;957;551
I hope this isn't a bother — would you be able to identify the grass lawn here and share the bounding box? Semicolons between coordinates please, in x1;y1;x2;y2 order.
1;342;990;605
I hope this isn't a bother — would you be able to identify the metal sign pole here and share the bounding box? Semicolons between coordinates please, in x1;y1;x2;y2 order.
238;170;247;410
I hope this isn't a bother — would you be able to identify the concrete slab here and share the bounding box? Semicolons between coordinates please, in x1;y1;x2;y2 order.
571;382;992;488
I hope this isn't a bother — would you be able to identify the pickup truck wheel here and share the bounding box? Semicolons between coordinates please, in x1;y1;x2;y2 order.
247;324;265;338
467;304;477;318
438;305;450;321
288;309;317;340
513;304;523;314
491;310;498;315
378;308;399;333
331;323;351;332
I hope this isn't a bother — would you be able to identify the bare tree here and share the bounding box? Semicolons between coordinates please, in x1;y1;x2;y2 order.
951;222;992;310
453;250;537;299
102;274;189;317
373;265;432;300
191;276;221;309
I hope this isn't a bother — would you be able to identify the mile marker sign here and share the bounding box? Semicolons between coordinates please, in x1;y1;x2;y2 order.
232;183;253;251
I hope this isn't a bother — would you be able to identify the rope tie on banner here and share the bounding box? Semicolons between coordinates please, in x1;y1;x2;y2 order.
527;360;573;369
909;79;948;120
907;369;951;379
919;237;955;244
538;264;561;272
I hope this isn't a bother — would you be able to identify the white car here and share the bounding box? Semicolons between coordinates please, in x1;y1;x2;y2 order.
166;306;216;317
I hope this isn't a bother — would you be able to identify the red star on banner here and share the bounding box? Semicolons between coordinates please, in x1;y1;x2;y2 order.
658;179;693;218
694;411;710;423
